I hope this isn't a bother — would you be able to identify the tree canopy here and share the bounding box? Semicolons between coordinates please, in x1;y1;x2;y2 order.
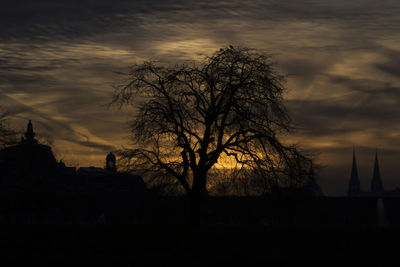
113;46;314;201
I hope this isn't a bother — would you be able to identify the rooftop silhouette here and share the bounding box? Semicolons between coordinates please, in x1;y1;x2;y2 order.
0;120;146;196
347;149;398;197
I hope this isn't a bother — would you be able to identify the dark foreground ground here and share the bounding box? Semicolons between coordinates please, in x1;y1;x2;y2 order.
1;226;400;266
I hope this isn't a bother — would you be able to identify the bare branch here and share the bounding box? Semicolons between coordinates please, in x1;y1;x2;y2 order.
112;46;315;198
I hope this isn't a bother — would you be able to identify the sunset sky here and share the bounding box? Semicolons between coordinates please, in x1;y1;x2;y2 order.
1;0;400;195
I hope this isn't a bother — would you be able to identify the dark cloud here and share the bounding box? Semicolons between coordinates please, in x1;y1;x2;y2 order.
374;48;400;77
0;0;138;41
288;81;400;138
2;0;399;45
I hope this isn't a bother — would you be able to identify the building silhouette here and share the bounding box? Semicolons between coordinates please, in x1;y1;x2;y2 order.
348;149;361;196
0;120;58;189
347;149;399;197
106;152;116;172
371;150;384;193
0;120;146;196
302;165;324;197
276;165;324;197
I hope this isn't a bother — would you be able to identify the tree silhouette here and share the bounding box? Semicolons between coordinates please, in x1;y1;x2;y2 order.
0;110;18;148
113;46;314;222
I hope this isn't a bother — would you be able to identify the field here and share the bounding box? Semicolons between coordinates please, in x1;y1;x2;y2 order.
1;226;398;266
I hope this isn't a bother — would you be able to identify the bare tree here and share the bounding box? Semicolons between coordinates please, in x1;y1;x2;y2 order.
113;46;314;222
0;110;18;148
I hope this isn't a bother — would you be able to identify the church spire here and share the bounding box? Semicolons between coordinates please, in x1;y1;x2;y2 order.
348;148;361;196
371;149;383;193
24;120;37;144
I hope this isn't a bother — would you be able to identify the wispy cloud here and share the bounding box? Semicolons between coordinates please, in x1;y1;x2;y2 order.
1;0;400;194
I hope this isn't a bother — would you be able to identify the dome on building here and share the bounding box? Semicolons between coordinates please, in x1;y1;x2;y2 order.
0;120;58;188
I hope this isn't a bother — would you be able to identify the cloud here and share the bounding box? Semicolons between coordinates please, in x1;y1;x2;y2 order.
374;48;400;78
2;0;400;194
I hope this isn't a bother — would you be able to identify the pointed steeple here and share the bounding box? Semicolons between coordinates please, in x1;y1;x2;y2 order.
348;148;361;196
371;149;383;193
24;120;37;144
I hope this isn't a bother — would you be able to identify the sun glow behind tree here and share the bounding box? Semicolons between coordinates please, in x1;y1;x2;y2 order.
113;46;315;221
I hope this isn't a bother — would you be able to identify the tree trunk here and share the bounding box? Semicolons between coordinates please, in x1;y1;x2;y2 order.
189;171;208;225
188;192;201;225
